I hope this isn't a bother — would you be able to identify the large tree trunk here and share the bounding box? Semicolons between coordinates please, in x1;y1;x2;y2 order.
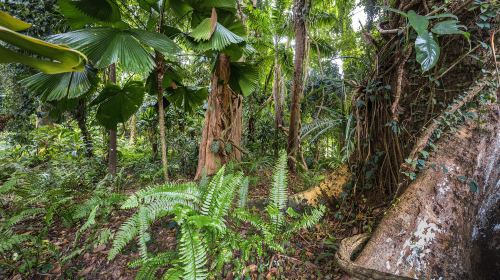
74;98;93;158
287;0;309;172
108;64;118;176
195;54;243;179
337;103;500;279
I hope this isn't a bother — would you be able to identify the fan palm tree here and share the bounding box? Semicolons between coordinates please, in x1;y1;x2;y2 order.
159;0;259;179
22;0;180;176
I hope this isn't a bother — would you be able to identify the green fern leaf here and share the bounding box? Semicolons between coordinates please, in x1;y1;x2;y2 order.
270;150;288;230
179;224;208;280
108;214;139;260
0;234;31;253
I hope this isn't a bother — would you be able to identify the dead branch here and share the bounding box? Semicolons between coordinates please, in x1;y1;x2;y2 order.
376;21;400;34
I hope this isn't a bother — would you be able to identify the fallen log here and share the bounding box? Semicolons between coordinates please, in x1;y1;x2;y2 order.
337;104;500;279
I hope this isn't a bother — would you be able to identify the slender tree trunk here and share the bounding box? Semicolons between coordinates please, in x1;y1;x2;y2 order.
129;114;136;145
272;36;284;130
287;0;309;172
155;52;169;181
195;54;243;179
108;64;118;176
155;3;169;182
74;98;93;158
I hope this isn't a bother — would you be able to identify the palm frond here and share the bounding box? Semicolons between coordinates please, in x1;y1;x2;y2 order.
194;23;244;52
57;0;122;28
22;65;98;101
50;28;177;73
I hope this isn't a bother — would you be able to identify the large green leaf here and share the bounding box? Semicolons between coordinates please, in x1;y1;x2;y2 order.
229;62;259;97
407;10;429;35
50;28;179;73
415;32;440;72
57;0;122;28
197;0;236;12
167;86;208;112
92;81;146;129
195;23;244;52
22;66;98;101
191;18;215;41
129;29;181;56
0;24;87;74
0;11;31;31
431;20;467;35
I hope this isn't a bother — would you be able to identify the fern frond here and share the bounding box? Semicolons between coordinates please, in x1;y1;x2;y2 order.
200;166;225;216
138;207;151;260
4;208;44;228
270;151;288;230
233;209;272;238
237;177;249;208
284;205;326;238
179;224;208;280
211;173;243;219
122;183;200;210
163;265;183;280
0;233;31;253
130;251;177;280
75;205;99;243
108;213;139;260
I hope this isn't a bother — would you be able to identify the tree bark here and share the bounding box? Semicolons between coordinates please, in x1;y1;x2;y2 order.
195;54;243;179
129;114;136;145
272;36;284;131
287;0;309;172
74;98;93;158
337;104;500;279
107;63;118;176
155;51;169;182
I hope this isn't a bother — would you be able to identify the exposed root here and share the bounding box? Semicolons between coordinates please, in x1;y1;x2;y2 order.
335;234;414;280
289;165;350;206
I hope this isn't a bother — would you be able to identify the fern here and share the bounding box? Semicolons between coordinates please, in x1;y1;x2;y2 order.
211;173;243;220
109;167;248;278
179;224;208;280
284;205;326;238
129;252;177;280
4;208;44;228
138;207;152;260
270;150;288;230
108;214;139;260
200;166;225;216
0;234;31;253
74;205;99;243
237;177;249;208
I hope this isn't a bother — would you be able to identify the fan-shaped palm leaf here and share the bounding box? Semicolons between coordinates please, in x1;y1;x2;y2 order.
22;66;98;101
57;0;122;28
49;28;179;73
229;62;259;96
167;86;208;113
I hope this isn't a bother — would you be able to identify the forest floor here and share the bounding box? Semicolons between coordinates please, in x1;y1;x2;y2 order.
37;175;383;280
